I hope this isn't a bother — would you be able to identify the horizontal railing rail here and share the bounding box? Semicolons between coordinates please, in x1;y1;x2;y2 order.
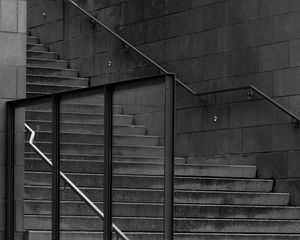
197;85;300;128
25;123;130;240
6;74;174;240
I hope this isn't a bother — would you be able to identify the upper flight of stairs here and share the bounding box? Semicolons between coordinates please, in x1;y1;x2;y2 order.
24;35;300;239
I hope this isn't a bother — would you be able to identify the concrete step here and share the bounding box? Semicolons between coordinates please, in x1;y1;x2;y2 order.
26;91;103;98
61;103;122;114
25;142;165;157
26;92;55;97
62;95;105;105
29;132;159;146
27;36;39;44
24;200;300;219
25;121;147;135
27;103;122;114
24;186;290;205
24;215;300;232
27;66;79;78
27;58;68;68
27;43;48;52
26;83;84;94
26;231;300;240
25;154;177;163
27;75;89;87
25;170;272;191
26;111;134;124
27;50;59;60
186;155;257;166
24;161;256;179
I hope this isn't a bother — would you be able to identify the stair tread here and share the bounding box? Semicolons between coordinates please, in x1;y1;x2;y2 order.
24;159;256;168
27;131;159;139
24;169;267;180
25;120;145;128
27;230;300;235
27;50;58;54
27;58;67;63
24;185;288;195
29;200;298;208
27;65;78;71
27;43;47;47
26;110;133;117
27;74;88;80
24;215;300;221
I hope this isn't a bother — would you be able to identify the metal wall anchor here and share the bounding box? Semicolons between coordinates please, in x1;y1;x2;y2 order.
292;118;300;129
247;89;254;100
200;96;208;106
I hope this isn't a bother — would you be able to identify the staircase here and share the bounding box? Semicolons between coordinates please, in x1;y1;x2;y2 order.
24;35;300;239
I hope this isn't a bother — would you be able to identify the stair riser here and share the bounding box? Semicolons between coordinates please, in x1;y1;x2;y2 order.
24;172;272;191
26;112;133;125
27;232;300;240
25;143;164;157
27;67;78;78
27;37;39;44
60;104;122;114
28;133;159;146
27;93;104;103
27;51;58;60
27;84;80;93
186;156;257;166
27;59;68;68
24;216;300;233
27;44;48;51
25;122;146;135
24;201;300;219
25;155;172;163
24;187;290;206
27;76;88;86
27;104;122;114
24;162;255;178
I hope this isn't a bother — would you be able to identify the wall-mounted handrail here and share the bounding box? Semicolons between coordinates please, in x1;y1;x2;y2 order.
66;0;197;95
24;123;130;240
66;0;300;128
197;85;300;128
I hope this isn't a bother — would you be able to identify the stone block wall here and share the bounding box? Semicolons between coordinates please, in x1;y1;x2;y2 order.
0;0;26;238
28;0;300;204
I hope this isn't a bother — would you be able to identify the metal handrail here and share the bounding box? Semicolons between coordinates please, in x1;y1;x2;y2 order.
24;123;130;240
197;85;300;128
66;0;197;95
66;0;300;128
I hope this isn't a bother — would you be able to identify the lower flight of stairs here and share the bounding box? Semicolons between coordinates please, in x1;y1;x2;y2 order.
24;35;300;239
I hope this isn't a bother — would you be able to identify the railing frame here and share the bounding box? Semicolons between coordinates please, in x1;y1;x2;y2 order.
6;74;175;240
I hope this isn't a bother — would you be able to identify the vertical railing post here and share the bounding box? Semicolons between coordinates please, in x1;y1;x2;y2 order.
6;103;15;240
104;86;113;240
164;74;175;240
52;95;61;240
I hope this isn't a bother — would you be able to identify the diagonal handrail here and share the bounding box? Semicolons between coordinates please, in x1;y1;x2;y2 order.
197;85;300;128
66;0;197;95
65;0;300;129
25;123;130;240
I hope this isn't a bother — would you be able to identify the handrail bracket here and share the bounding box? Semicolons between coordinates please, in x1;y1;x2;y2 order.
200;95;208;107
292;118;300;129
247;89;254;100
